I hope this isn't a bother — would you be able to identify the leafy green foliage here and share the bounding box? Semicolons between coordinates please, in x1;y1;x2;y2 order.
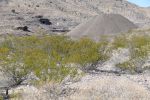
130;35;150;59
0;37;31;86
0;96;2;100
112;34;128;49
116;34;150;73
116;60;136;73
0;35;108;84
65;38;100;65
0;33;149;81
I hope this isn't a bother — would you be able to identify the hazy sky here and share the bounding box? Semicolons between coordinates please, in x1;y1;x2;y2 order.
127;0;150;7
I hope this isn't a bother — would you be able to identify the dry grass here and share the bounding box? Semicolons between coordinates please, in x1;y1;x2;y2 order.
65;75;150;100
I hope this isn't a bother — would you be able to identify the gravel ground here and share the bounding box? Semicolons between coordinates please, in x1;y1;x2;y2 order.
2;71;149;100
63;72;150;100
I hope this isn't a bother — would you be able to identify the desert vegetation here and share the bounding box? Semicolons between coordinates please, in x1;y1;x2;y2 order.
0;33;149;84
0;34;110;99
0;35;108;86
0;32;150;99
114;34;150;73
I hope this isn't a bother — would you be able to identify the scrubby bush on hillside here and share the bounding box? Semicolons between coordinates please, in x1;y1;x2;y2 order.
0;35;109;86
64;38;100;65
130;35;150;59
116;34;150;73
0;33;149;85
0;36;32;86
0;35;74;84
111;34;128;49
0;96;3;100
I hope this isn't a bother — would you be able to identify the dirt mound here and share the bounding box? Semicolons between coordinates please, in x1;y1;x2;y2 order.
66;74;150;100
67;14;137;40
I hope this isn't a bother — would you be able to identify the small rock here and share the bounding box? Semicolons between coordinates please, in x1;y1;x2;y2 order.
16;26;30;32
39;18;52;25
33;15;43;19
36;5;40;7
11;9;16;13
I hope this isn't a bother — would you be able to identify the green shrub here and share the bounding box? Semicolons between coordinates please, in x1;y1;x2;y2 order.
9;92;22;99
0;96;2;100
116;34;150;73
65;38;100;65
116;60;136;73
111;34;128;49
129;35;150;59
0;35;108;83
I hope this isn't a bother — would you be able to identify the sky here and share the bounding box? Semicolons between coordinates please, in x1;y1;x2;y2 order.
127;0;150;7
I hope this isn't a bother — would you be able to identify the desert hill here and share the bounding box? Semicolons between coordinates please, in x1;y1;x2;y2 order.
0;0;150;35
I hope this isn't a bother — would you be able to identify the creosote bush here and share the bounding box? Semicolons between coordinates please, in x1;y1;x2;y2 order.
0;96;2;100
111;34;128;49
116;34;150;73
1;33;148;85
0;35;108;85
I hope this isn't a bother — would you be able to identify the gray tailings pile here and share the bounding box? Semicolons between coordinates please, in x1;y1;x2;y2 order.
67;14;137;40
